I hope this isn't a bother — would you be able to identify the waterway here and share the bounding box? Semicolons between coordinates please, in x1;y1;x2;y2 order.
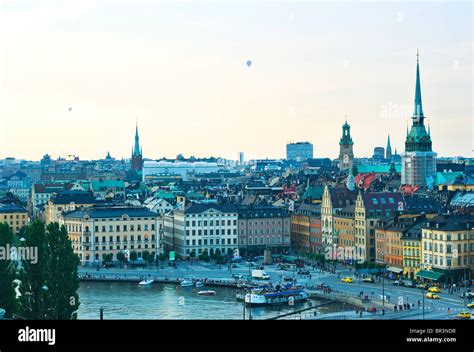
77;281;351;320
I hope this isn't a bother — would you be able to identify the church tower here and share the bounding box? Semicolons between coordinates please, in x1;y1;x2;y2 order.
338;119;354;171
386;134;392;160
131;123;143;174
401;52;436;186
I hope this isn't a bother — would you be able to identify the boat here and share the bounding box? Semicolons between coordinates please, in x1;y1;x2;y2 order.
195;281;205;288
244;289;310;305
180;280;194;287
138;279;154;286
198;290;216;296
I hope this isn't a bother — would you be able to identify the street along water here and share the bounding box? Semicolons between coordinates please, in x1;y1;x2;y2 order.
77;281;350;320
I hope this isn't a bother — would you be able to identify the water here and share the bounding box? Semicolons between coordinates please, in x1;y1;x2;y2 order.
77;281;349;320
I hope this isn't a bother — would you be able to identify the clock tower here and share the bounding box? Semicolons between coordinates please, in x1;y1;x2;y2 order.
338;120;354;171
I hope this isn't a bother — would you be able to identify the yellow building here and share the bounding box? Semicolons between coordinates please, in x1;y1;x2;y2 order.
420;215;473;284
60;207;160;265
45;190;97;224
0;203;29;234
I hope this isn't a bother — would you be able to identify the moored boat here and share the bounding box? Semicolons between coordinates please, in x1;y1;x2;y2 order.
180;280;194;287
198;290;216;296
195;281;205;288
138;279;154;286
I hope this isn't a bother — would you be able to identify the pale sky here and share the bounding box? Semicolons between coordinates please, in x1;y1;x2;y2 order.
0;0;472;161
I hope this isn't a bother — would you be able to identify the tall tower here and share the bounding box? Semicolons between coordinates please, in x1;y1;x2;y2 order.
386;134;392;160
338;119;354;171
401;52;436;186
131;123;143;174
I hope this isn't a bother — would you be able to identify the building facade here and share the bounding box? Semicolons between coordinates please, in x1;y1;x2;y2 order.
60;207;160;264
238;205;291;254
286;142;313;161
45;190;97;224
355;192;404;263
163;203;239;259
421;215;473;283
0;203;29;234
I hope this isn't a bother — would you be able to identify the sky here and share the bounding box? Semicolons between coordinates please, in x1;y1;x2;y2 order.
0;0;472;161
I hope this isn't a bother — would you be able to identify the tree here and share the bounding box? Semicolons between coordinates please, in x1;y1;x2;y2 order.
130;251;138;263
146;252;155;267
44;223;80;319
0;223;18;318
189;251;196;259
18;221;49;319
199;249;210;262
116;252;125;267
142;251;150;266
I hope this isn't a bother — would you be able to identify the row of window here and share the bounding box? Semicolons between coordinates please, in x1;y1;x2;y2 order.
242;228;288;235
186;238;237;246
1;214;27;219
77;243;156;251
68;223;155;233
422;232;470;241
186;219;237;227
82;235;156;243
186;229;237;236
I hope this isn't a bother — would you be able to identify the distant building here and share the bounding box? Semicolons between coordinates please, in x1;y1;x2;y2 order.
338;120;354;171
239;152;244;166
45;190;97;224
372;147;385;161
286;142;313;161
401;53;437;187
143;161;221;182
0;203;29;234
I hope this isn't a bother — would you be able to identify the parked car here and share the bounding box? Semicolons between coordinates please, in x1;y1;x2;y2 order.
392;280;404;286
297;270;310;275
457;311;471;320
341;277;353;283
417;283;429;290
362;277;374;283
428;286;441;293
426;292;441;299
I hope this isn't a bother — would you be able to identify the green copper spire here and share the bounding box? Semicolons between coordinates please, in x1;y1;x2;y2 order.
387;134;391;149
413;50;424;121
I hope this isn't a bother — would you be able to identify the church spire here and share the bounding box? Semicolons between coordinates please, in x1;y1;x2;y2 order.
133;123;141;157
413;50;424;122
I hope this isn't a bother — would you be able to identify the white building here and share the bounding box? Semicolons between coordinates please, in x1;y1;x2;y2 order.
163;203;239;258
142;161;221;182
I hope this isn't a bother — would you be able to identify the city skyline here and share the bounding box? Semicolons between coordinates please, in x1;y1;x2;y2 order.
0;1;472;161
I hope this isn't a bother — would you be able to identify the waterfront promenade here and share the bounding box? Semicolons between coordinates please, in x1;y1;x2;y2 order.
78;260;471;320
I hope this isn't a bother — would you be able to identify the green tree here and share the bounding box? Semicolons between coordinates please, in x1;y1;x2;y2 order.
189;251;196;259
44;223;80;319
116;252;125;267
130;251;138;263
199;249;210;262
142;251;150;266
0;223;18;318
18;221;49;319
147;252;155;267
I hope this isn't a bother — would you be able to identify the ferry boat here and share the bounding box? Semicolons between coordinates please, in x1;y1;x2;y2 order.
138;279;154;286
244;289;310;305
180;280;194;287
